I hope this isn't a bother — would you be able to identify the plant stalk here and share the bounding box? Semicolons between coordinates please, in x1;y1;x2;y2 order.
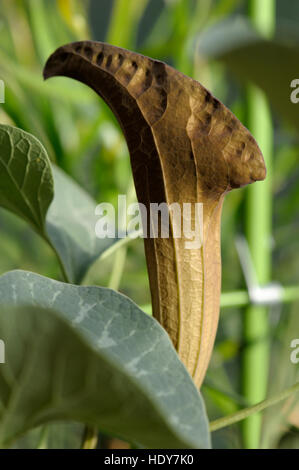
243;0;275;449
210;382;299;433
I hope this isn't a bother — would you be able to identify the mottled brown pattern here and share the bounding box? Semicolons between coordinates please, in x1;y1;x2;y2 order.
44;41;266;388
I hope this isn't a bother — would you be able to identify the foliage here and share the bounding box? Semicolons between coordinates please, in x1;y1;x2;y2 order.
0;0;299;449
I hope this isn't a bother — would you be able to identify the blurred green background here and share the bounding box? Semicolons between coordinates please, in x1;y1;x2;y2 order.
0;0;299;449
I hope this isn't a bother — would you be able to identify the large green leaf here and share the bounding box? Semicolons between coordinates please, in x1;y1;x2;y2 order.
198;16;299;132
0;124;115;283
0;270;211;449
46;166;115;284
0;124;53;235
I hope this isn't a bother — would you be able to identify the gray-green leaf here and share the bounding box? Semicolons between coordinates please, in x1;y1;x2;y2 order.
0;270;211;449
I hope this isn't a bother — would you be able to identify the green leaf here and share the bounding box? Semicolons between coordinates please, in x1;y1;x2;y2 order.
0;124;116;283
0;124;53;235
198;16;299;132
46;166;116;284
0;270;211;449
106;0;150;49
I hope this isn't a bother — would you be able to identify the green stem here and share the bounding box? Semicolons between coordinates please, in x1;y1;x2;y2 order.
243;0;275;449
108;178;136;291
220;286;299;308
81;425;99;449
210;382;299;433
47;239;70;283
37;426;49;449
99;229;142;262
108;246;128;291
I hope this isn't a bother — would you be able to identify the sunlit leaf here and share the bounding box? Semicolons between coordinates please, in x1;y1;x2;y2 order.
0;124;53;235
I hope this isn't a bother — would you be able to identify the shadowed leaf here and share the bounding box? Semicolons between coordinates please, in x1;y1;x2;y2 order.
0;270;210;449
198;16;299;132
